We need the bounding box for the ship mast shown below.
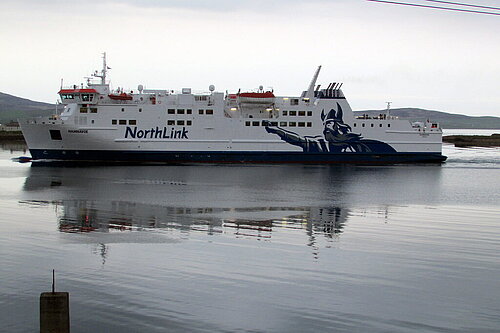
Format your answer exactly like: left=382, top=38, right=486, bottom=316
left=93, top=52, right=108, bottom=85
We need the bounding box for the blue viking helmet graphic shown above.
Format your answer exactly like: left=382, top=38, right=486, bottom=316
left=321, top=103, right=344, bottom=123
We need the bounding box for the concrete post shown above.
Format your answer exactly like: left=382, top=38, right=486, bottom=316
left=40, top=270, right=69, bottom=333
left=40, top=292, right=70, bottom=333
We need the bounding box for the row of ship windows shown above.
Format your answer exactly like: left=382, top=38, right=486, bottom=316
left=95, top=108, right=214, bottom=115
left=245, top=121, right=313, bottom=127
left=353, top=123, right=391, bottom=128
left=242, top=121, right=391, bottom=128
left=167, top=120, right=192, bottom=126
left=167, top=109, right=214, bottom=115
left=282, top=110, right=313, bottom=117
left=111, top=119, right=194, bottom=126
left=80, top=107, right=97, bottom=113
left=112, top=119, right=136, bottom=125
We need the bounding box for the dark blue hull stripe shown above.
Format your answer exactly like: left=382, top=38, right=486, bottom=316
left=29, top=149, right=447, bottom=164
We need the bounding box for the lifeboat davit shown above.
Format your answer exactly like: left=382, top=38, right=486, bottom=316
left=108, top=93, right=133, bottom=101
left=237, top=91, right=275, bottom=104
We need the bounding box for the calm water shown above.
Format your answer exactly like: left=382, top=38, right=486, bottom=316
left=1, top=131, right=499, bottom=333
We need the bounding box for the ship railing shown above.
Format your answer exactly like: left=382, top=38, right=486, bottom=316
left=355, top=114, right=398, bottom=120
left=22, top=116, right=63, bottom=125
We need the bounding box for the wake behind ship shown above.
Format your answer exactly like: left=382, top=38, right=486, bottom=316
left=20, top=54, right=447, bottom=164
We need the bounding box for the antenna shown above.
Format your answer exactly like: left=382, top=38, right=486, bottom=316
left=92, top=52, right=108, bottom=84
left=386, top=101, right=392, bottom=118
left=101, top=52, right=107, bottom=84
left=52, top=269, right=55, bottom=293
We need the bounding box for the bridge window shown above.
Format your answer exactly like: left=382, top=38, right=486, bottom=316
left=177, top=109, right=185, bottom=114
left=177, top=120, right=185, bottom=125
left=168, top=120, right=175, bottom=125
left=112, top=119, right=117, bottom=125
left=289, top=122, right=296, bottom=127
left=81, top=94, right=94, bottom=102
left=252, top=121, right=259, bottom=126
left=245, top=121, right=250, bottom=126
left=280, top=122, right=287, bottom=127
left=298, top=111, right=306, bottom=116
left=206, top=109, right=214, bottom=115
left=307, top=111, right=312, bottom=116
left=306, top=122, right=312, bottom=127
left=187, top=109, right=192, bottom=114
left=289, top=111, right=297, bottom=116
left=129, top=120, right=136, bottom=125
left=298, top=122, right=305, bottom=127
left=119, top=120, right=126, bottom=125
left=199, top=109, right=204, bottom=115
left=187, top=120, right=192, bottom=126
left=290, top=98, right=299, bottom=105
left=168, top=109, right=175, bottom=114
left=282, top=110, right=288, bottom=116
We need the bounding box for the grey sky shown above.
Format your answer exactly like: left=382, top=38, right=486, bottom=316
left=1, top=0, right=499, bottom=116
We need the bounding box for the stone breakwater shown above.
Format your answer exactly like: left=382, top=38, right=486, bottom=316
left=443, top=134, right=500, bottom=147
left=0, top=131, right=24, bottom=141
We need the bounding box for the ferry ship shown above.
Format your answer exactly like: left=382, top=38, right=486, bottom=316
left=20, top=54, right=446, bottom=164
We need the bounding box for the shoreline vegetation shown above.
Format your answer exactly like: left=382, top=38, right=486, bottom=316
left=1, top=131, right=500, bottom=147
left=442, top=134, right=500, bottom=148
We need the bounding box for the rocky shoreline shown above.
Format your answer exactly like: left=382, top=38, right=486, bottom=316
left=443, top=134, right=500, bottom=147
left=0, top=131, right=24, bottom=141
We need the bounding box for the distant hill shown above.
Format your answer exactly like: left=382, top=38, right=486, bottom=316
left=1, top=92, right=499, bottom=129
left=355, top=108, right=500, bottom=129
left=0, top=92, right=55, bottom=124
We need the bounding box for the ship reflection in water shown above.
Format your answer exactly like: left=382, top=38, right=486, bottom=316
left=20, top=162, right=441, bottom=261
left=19, top=198, right=348, bottom=243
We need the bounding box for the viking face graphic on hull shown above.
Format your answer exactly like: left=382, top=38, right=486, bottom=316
left=264, top=103, right=396, bottom=153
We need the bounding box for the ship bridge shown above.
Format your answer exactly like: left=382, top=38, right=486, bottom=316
left=59, top=88, right=99, bottom=104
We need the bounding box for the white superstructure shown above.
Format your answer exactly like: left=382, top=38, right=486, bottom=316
left=20, top=54, right=446, bottom=163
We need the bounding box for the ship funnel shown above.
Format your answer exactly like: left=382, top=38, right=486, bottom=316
left=305, top=65, right=321, bottom=99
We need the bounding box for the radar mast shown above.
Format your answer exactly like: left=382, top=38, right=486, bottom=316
left=93, top=52, right=108, bottom=85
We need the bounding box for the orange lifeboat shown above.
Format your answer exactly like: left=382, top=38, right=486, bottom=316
left=237, top=91, right=275, bottom=104
left=108, top=93, right=133, bottom=101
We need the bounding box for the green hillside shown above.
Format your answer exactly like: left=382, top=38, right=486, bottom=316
left=0, top=92, right=55, bottom=124
left=355, top=108, right=500, bottom=129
